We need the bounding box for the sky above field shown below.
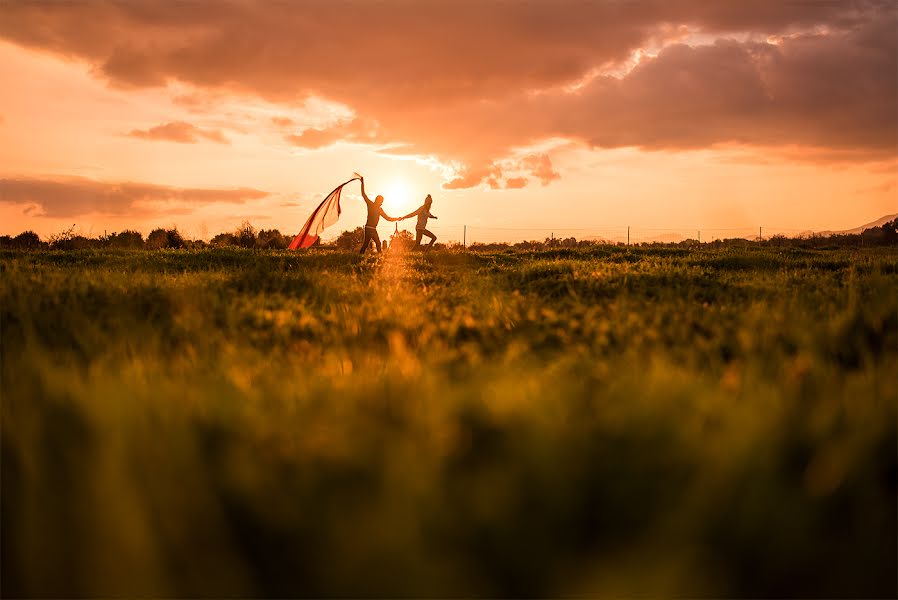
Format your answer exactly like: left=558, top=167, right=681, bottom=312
left=0, top=0, right=896, bottom=241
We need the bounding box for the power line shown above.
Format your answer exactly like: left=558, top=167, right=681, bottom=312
left=322, top=223, right=825, bottom=244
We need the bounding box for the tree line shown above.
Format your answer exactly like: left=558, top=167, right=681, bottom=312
left=2, top=218, right=896, bottom=251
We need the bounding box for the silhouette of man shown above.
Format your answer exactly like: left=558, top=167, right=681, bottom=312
left=358, top=176, right=400, bottom=254
left=401, top=194, right=438, bottom=248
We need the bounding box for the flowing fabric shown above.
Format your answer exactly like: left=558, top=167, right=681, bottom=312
left=288, top=176, right=359, bottom=249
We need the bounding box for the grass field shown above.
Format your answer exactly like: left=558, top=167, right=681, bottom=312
left=2, top=245, right=896, bottom=597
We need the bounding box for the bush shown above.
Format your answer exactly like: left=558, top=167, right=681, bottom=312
left=7, top=231, right=42, bottom=250
left=388, top=228, right=414, bottom=251
left=47, top=225, right=94, bottom=250
left=105, top=230, right=144, bottom=249
left=235, top=221, right=256, bottom=249
left=334, top=226, right=365, bottom=250
left=146, top=228, right=185, bottom=249
left=210, top=233, right=237, bottom=247
left=48, top=225, right=77, bottom=249
left=256, top=229, right=288, bottom=249
left=861, top=218, right=898, bottom=245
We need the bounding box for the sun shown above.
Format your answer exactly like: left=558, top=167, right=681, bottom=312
left=384, top=181, right=415, bottom=215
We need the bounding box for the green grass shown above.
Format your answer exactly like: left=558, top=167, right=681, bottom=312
left=2, top=245, right=896, bottom=597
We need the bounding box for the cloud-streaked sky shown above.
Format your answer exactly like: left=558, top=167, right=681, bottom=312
left=1, top=0, right=895, bottom=241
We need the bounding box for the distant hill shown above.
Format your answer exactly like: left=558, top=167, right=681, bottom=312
left=807, top=213, right=897, bottom=237
left=840, top=213, right=898, bottom=235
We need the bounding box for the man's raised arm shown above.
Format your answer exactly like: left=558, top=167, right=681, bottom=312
left=359, top=176, right=372, bottom=204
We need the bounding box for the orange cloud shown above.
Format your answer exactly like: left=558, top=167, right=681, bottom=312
left=285, top=118, right=385, bottom=149
left=0, top=175, right=268, bottom=217
left=271, top=116, right=294, bottom=128
left=521, top=155, right=561, bottom=186
left=1, top=0, right=894, bottom=189
left=445, top=165, right=501, bottom=190
left=445, top=154, right=560, bottom=190
left=127, top=121, right=228, bottom=144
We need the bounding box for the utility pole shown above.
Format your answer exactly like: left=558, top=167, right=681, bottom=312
left=759, top=226, right=762, bottom=242
left=463, top=225, right=466, bottom=249
left=627, top=226, right=630, bottom=246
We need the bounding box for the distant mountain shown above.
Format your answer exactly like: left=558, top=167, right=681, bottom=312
left=840, top=213, right=898, bottom=235
left=812, top=213, right=897, bottom=237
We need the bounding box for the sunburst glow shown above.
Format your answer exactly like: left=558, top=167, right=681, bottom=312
left=385, top=180, right=414, bottom=215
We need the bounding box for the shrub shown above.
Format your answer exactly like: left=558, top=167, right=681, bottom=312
left=105, top=230, right=144, bottom=249
left=334, top=226, right=365, bottom=250
left=9, top=231, right=42, bottom=250
left=388, top=228, right=414, bottom=251
left=146, top=228, right=185, bottom=249
left=235, top=221, right=256, bottom=248
left=48, top=225, right=77, bottom=249
left=256, top=229, right=288, bottom=249
left=210, top=233, right=237, bottom=247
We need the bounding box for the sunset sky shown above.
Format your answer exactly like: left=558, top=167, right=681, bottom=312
left=1, top=0, right=895, bottom=242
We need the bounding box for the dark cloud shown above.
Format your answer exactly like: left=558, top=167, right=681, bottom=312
left=425, top=19, right=896, bottom=186
left=554, top=20, right=898, bottom=154
left=1, top=0, right=894, bottom=188
left=0, top=176, right=268, bottom=217
left=127, top=121, right=229, bottom=143
left=4, top=1, right=880, bottom=100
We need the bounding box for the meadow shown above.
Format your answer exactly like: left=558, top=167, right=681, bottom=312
left=1, top=245, right=896, bottom=597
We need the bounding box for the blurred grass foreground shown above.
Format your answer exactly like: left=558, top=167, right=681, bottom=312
left=1, top=245, right=896, bottom=597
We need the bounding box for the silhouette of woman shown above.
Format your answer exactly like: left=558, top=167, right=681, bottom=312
left=401, top=194, right=438, bottom=248
left=358, top=176, right=400, bottom=254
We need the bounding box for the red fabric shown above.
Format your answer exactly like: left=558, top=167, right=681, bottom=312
left=288, top=177, right=359, bottom=249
